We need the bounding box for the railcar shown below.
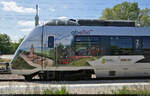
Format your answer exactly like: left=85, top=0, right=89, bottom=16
left=10, top=19, right=150, bottom=80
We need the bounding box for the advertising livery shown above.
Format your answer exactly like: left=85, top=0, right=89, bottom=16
left=10, top=19, right=150, bottom=80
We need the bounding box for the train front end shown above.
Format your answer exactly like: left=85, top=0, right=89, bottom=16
left=10, top=26, right=44, bottom=76
left=9, top=22, right=95, bottom=80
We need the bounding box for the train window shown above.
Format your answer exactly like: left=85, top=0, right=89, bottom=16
left=90, top=36, right=99, bottom=41
left=110, top=37, right=133, bottom=55
left=74, top=36, right=101, bottom=56
left=75, top=42, right=99, bottom=45
left=48, top=36, right=54, bottom=48
left=75, top=36, right=99, bottom=42
left=76, top=36, right=89, bottom=42
left=143, top=37, right=150, bottom=55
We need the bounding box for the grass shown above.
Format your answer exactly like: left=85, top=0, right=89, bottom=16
left=36, top=50, right=55, bottom=60
left=112, top=86, right=150, bottom=94
left=69, top=58, right=90, bottom=66
left=43, top=87, right=69, bottom=95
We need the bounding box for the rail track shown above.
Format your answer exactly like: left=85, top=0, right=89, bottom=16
left=0, top=71, right=150, bottom=83
left=0, top=76, right=150, bottom=83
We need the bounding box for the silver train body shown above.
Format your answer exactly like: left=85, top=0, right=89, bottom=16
left=10, top=19, right=150, bottom=80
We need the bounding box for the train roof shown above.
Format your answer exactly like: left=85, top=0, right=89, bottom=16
left=81, top=27, right=150, bottom=36
left=45, top=19, right=135, bottom=27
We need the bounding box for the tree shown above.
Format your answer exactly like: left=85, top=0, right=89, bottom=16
left=101, top=8, right=114, bottom=20
left=100, top=2, right=150, bottom=27
left=139, top=8, right=150, bottom=27
left=0, top=34, right=24, bottom=54
left=0, top=34, right=14, bottom=54
left=12, top=37, right=24, bottom=51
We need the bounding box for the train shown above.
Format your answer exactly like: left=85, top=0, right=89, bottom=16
left=9, top=19, right=150, bottom=80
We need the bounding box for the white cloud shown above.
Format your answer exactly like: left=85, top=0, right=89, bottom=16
left=18, top=21, right=34, bottom=26
left=0, top=1, right=36, bottom=13
left=12, top=35, right=20, bottom=42
left=20, top=28, right=33, bottom=32
left=57, top=16, right=68, bottom=19
left=49, top=8, right=55, bottom=12
left=18, top=20, right=50, bottom=27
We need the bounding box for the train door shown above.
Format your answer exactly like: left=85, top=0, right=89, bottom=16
left=41, top=25, right=44, bottom=71
left=42, top=35, right=55, bottom=69
left=39, top=26, right=57, bottom=80
left=41, top=26, right=55, bottom=70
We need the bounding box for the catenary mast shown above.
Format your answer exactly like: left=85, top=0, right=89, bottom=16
left=35, top=4, right=39, bottom=27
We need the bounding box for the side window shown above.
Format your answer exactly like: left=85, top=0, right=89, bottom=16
left=48, top=36, right=54, bottom=48
left=74, top=36, right=101, bottom=56
left=143, top=37, right=150, bottom=55
left=110, top=36, right=133, bottom=55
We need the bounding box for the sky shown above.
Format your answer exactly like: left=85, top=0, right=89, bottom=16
left=0, top=0, right=150, bottom=42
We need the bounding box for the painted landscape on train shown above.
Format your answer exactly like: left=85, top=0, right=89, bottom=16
left=11, top=27, right=102, bottom=69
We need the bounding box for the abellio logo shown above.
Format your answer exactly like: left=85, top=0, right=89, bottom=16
left=71, top=29, right=93, bottom=35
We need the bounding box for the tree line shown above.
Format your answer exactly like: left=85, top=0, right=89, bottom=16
left=100, top=2, right=150, bottom=27
left=0, top=33, right=23, bottom=54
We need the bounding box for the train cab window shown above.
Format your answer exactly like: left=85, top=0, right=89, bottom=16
left=48, top=36, right=54, bottom=48
left=143, top=37, right=150, bottom=55
left=110, top=37, right=133, bottom=55
left=74, top=36, right=101, bottom=56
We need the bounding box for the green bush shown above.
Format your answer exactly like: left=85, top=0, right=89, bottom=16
left=43, top=87, right=69, bottom=95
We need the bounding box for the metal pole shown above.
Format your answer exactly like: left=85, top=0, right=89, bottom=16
left=41, top=23, right=44, bottom=70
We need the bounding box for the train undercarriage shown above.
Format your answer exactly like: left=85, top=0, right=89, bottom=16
left=23, top=69, right=95, bottom=81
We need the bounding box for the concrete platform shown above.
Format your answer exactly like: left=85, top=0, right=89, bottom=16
left=0, top=80, right=150, bottom=94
